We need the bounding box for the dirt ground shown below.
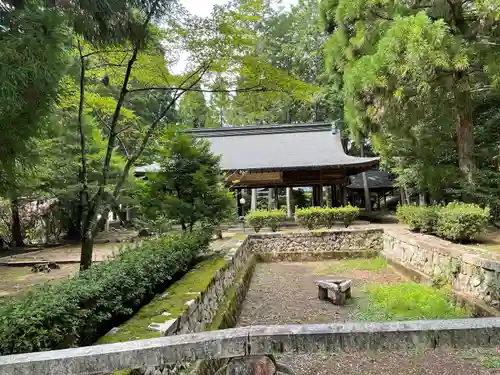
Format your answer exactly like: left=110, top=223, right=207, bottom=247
left=0, top=235, right=238, bottom=299
left=237, top=261, right=500, bottom=375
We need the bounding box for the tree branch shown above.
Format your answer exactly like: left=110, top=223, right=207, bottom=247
left=82, top=49, right=133, bottom=58
left=127, top=84, right=281, bottom=94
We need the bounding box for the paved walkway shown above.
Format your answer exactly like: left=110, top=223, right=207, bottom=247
left=237, top=261, right=498, bottom=375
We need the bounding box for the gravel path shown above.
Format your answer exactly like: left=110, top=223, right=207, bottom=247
left=237, top=261, right=497, bottom=375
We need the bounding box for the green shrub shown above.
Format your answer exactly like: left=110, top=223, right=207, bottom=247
left=0, top=230, right=211, bottom=355
left=295, top=207, right=325, bottom=229
left=266, top=209, right=286, bottom=232
left=396, top=204, right=438, bottom=233
left=436, top=202, right=490, bottom=242
left=295, top=206, right=360, bottom=229
left=246, top=210, right=267, bottom=232
left=245, top=209, right=286, bottom=232
left=337, top=205, right=360, bottom=227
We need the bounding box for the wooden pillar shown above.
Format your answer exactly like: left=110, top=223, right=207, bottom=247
left=383, top=190, right=387, bottom=208
left=236, top=189, right=243, bottom=216
left=275, top=187, right=280, bottom=209
left=268, top=188, right=274, bottom=210
left=376, top=191, right=381, bottom=211
left=339, top=184, right=346, bottom=206
left=330, top=185, right=336, bottom=207
left=251, top=189, right=257, bottom=211
left=319, top=184, right=324, bottom=207
left=286, top=187, right=293, bottom=218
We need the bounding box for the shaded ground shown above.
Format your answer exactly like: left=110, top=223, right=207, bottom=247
left=237, top=261, right=499, bottom=374
left=0, top=235, right=238, bottom=299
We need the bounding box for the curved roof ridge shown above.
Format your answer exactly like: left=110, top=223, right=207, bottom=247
left=185, top=123, right=335, bottom=138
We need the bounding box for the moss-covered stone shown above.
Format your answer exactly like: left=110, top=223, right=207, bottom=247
left=97, top=255, right=227, bottom=345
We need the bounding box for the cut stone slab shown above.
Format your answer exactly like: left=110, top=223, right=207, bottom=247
left=315, top=279, right=352, bottom=306
left=148, top=319, right=178, bottom=335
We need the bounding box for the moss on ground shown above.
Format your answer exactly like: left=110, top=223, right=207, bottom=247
left=208, top=255, right=256, bottom=330
left=97, top=255, right=227, bottom=344
left=314, top=256, right=387, bottom=275
left=354, top=282, right=469, bottom=321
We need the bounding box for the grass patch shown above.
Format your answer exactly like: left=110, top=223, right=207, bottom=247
left=314, top=256, right=387, bottom=275
left=354, top=282, right=469, bottom=321
left=462, top=348, right=500, bottom=368
left=97, top=255, right=227, bottom=344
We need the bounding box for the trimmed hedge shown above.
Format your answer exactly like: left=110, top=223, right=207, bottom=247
left=396, top=204, right=438, bottom=233
left=436, top=202, right=490, bottom=242
left=246, top=209, right=286, bottom=232
left=0, top=230, right=211, bottom=355
left=295, top=205, right=360, bottom=230
left=397, top=202, right=489, bottom=242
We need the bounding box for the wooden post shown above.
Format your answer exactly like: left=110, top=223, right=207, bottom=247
left=236, top=189, right=243, bottom=217
left=318, top=184, right=324, bottom=207
left=275, top=187, right=279, bottom=209
left=251, top=189, right=257, bottom=211
left=268, top=188, right=274, bottom=210
left=339, top=184, right=346, bottom=206
left=286, top=187, right=293, bottom=218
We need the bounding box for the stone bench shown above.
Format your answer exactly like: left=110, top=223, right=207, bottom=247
left=316, top=279, right=352, bottom=306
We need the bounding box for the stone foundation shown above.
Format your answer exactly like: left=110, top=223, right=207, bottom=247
left=135, top=238, right=255, bottom=375
left=383, top=229, right=500, bottom=312
left=247, top=229, right=383, bottom=261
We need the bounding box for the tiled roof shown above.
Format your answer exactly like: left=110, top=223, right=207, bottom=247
left=186, top=123, right=379, bottom=172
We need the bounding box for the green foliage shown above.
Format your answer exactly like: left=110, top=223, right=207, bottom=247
left=436, top=202, right=490, bottom=242
left=245, top=209, right=286, bottom=232
left=97, top=254, right=227, bottom=344
left=142, top=130, right=232, bottom=231
left=396, top=204, right=438, bottom=233
left=178, top=89, right=209, bottom=128
left=321, top=0, right=500, bottom=197
left=0, top=5, right=69, bottom=188
left=314, top=257, right=387, bottom=275
left=295, top=207, right=325, bottom=230
left=355, top=282, right=469, bottom=321
left=0, top=230, right=211, bottom=355
left=295, top=205, right=360, bottom=229
left=397, top=203, right=488, bottom=241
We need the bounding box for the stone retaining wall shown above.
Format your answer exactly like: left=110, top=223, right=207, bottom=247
left=139, top=238, right=255, bottom=375
left=383, top=229, right=500, bottom=311
left=247, top=229, right=383, bottom=261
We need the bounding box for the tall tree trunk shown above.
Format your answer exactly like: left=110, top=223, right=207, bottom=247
left=360, top=142, right=371, bottom=212
left=80, top=232, right=93, bottom=270
left=11, top=199, right=23, bottom=247
left=455, top=75, right=475, bottom=184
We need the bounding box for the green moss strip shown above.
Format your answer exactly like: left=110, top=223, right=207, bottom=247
left=209, top=255, right=256, bottom=330
left=189, top=255, right=256, bottom=375
left=97, top=255, right=227, bottom=344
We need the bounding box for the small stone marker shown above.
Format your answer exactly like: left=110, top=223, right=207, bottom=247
left=315, top=279, right=352, bottom=306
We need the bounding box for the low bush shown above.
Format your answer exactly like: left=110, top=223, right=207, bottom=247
left=397, top=202, right=489, bottom=242
left=245, top=209, right=286, bottom=232
left=295, top=207, right=325, bottom=229
left=0, top=230, right=211, bottom=355
left=295, top=205, right=360, bottom=229
left=396, top=204, right=438, bottom=233
left=266, top=209, right=286, bottom=232
left=436, top=202, right=490, bottom=242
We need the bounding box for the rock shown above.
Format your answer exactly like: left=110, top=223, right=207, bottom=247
left=138, top=228, right=151, bottom=237
left=47, top=261, right=60, bottom=270
left=107, top=327, right=120, bottom=335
